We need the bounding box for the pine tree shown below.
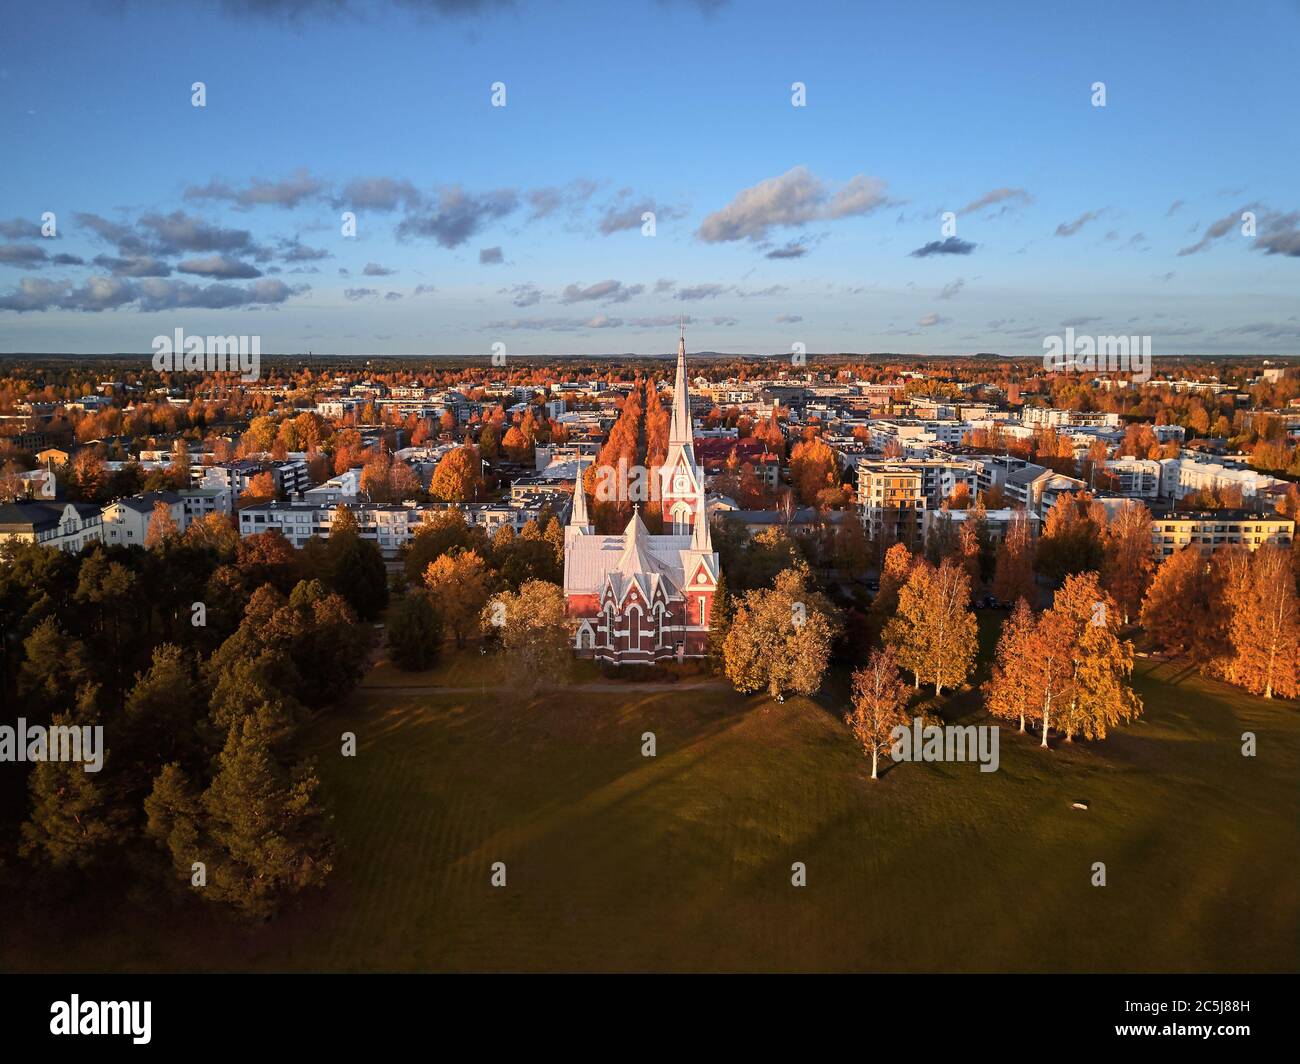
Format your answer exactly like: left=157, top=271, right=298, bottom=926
left=387, top=589, right=443, bottom=671
left=21, top=686, right=126, bottom=870
left=160, top=716, right=335, bottom=919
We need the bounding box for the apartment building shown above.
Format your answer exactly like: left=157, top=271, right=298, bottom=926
left=1159, top=457, right=1283, bottom=503
left=0, top=500, right=103, bottom=552
left=1149, top=510, right=1294, bottom=558
left=1102, top=457, right=1163, bottom=499
left=101, top=491, right=187, bottom=546
left=857, top=464, right=928, bottom=544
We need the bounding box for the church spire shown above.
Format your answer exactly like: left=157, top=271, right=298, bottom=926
left=669, top=324, right=692, bottom=447
left=569, top=459, right=592, bottom=532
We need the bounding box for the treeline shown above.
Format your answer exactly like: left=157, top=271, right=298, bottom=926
left=0, top=510, right=389, bottom=918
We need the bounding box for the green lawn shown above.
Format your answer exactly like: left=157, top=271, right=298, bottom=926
left=3, top=640, right=1296, bottom=972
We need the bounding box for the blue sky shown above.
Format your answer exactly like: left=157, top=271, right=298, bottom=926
left=1, top=0, right=1297, bottom=356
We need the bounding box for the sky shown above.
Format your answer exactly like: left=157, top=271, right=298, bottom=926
left=0, top=0, right=1298, bottom=357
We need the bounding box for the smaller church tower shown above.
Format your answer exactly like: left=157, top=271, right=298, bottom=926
left=566, top=458, right=593, bottom=548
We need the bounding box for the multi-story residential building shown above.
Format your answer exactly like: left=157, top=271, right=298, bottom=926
left=200, top=459, right=311, bottom=502
left=1102, top=457, right=1163, bottom=499
left=237, top=494, right=570, bottom=559
left=942, top=507, right=1040, bottom=545
left=302, top=469, right=363, bottom=506
left=857, top=464, right=928, bottom=544
left=0, top=500, right=103, bottom=552
left=1159, top=457, right=1283, bottom=504
left=1149, top=510, right=1294, bottom=559
left=101, top=491, right=187, bottom=546
left=1022, top=407, right=1122, bottom=429
left=1002, top=464, right=1087, bottom=513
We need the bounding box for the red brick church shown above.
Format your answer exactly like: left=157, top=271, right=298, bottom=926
left=564, top=329, right=720, bottom=664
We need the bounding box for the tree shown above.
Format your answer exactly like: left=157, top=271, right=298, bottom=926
left=707, top=571, right=732, bottom=675
left=185, top=512, right=240, bottom=559
left=145, top=500, right=181, bottom=549
left=428, top=444, right=484, bottom=502
left=19, top=616, right=93, bottom=719
left=846, top=646, right=911, bottom=780
left=424, top=550, right=492, bottom=647
left=788, top=437, right=837, bottom=505
left=722, top=566, right=840, bottom=699
left=145, top=715, right=334, bottom=919
left=1100, top=501, right=1154, bottom=624
left=482, top=580, right=571, bottom=692
left=240, top=470, right=276, bottom=502
left=387, top=590, right=443, bottom=671
left=984, top=599, right=1037, bottom=733
left=1045, top=573, right=1143, bottom=744
left=123, top=643, right=201, bottom=778
left=1225, top=544, right=1299, bottom=699
left=992, top=510, right=1036, bottom=605
left=1036, top=492, right=1105, bottom=582
left=20, top=687, right=126, bottom=870
left=325, top=505, right=389, bottom=621
left=884, top=558, right=977, bottom=695
left=868, top=541, right=912, bottom=638
left=1139, top=547, right=1215, bottom=659
left=403, top=509, right=488, bottom=584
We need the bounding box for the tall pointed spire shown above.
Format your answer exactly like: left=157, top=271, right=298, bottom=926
left=568, top=459, right=591, bottom=532
left=669, top=324, right=692, bottom=446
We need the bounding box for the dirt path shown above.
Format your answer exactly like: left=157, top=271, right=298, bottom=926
left=361, top=680, right=733, bottom=694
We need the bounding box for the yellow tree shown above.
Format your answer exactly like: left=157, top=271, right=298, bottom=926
left=428, top=444, right=484, bottom=502
left=1139, top=546, right=1213, bottom=659
left=846, top=646, right=911, bottom=780
left=723, top=567, right=840, bottom=699
left=482, top=580, right=572, bottom=693
left=1227, top=544, right=1299, bottom=699
left=1100, top=500, right=1154, bottom=623
left=984, top=598, right=1038, bottom=733
left=1049, top=572, right=1142, bottom=742
left=424, top=550, right=492, bottom=647
left=922, top=558, right=978, bottom=696
left=145, top=500, right=180, bottom=548
left=882, top=558, right=935, bottom=689
left=991, top=509, right=1036, bottom=605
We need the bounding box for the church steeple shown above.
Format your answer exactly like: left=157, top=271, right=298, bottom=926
left=669, top=323, right=693, bottom=447
left=566, top=459, right=593, bottom=544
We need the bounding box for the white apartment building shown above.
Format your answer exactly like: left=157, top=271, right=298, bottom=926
left=1159, top=457, right=1283, bottom=502
left=1103, top=457, right=1163, bottom=499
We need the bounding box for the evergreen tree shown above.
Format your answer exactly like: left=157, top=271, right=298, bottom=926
left=387, top=590, right=444, bottom=671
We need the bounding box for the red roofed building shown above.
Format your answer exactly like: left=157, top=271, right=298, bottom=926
left=563, top=329, right=720, bottom=664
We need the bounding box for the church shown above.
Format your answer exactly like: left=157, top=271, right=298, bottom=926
left=563, top=330, right=720, bottom=664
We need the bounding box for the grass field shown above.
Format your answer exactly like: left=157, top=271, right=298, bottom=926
left=4, top=630, right=1297, bottom=972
